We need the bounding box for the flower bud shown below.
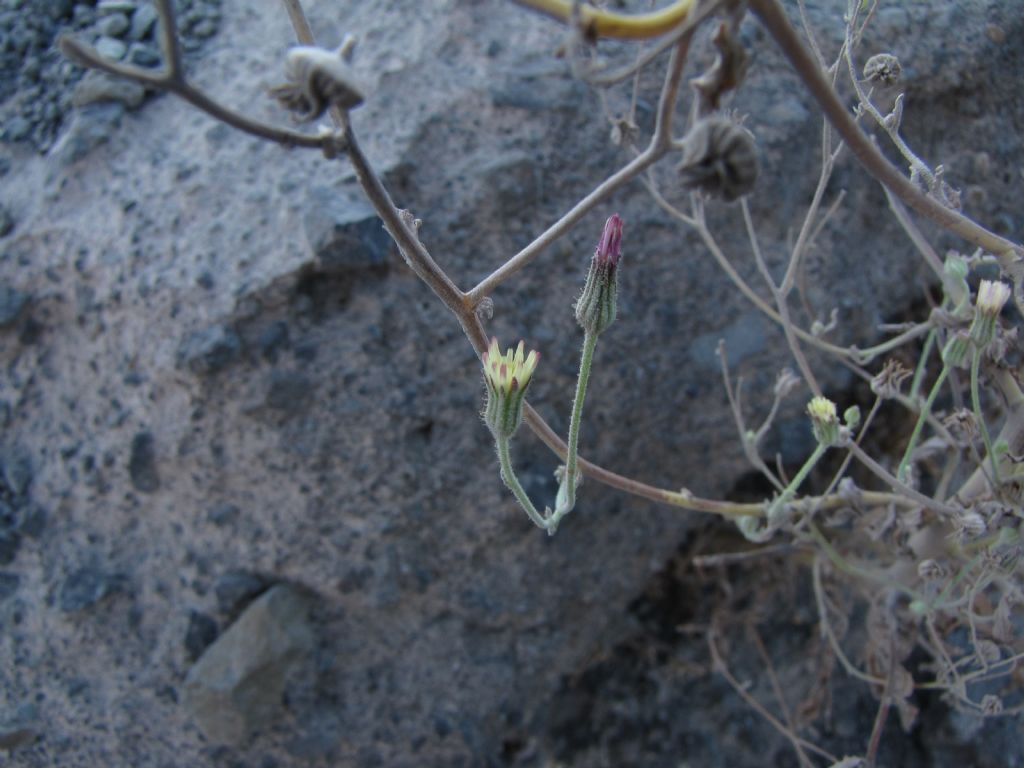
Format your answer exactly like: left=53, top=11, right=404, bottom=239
left=482, top=338, right=539, bottom=439
left=969, top=279, right=1011, bottom=349
left=941, top=331, right=971, bottom=369
left=575, top=214, right=623, bottom=336
left=807, top=396, right=840, bottom=447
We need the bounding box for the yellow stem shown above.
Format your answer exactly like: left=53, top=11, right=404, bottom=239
left=511, top=0, right=694, bottom=39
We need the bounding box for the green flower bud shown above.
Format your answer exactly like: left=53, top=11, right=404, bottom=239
left=482, top=337, right=539, bottom=439
left=807, top=396, right=840, bottom=447
left=969, top=279, right=1011, bottom=349
left=575, top=214, right=623, bottom=337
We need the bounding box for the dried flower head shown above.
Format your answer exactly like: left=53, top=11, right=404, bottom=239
left=863, top=53, right=902, bottom=86
left=871, top=359, right=913, bottom=400
left=271, top=45, right=364, bottom=122
left=575, top=214, right=623, bottom=336
left=677, top=117, right=759, bottom=202
left=482, top=338, right=539, bottom=438
left=917, top=559, right=944, bottom=581
left=969, top=279, right=1011, bottom=348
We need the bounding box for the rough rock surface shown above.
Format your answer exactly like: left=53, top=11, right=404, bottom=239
left=0, top=0, right=1021, bottom=766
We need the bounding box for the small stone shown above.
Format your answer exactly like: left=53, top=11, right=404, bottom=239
left=126, top=42, right=160, bottom=68
left=128, top=430, right=160, bottom=493
left=72, top=71, right=146, bottom=109
left=0, top=572, right=19, bottom=601
left=183, top=585, right=315, bottom=744
left=4, top=116, right=30, bottom=142
left=58, top=567, right=124, bottom=612
left=98, top=0, right=138, bottom=13
left=17, top=504, right=46, bottom=539
left=96, top=11, right=129, bottom=37
left=0, top=283, right=28, bottom=327
left=191, top=18, right=217, bottom=38
left=129, top=3, right=158, bottom=40
left=95, top=36, right=127, bottom=61
left=184, top=610, right=218, bottom=661
left=177, top=324, right=241, bottom=375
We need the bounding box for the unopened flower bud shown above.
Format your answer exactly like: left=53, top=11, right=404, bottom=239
left=575, top=214, right=623, bottom=336
left=863, top=53, right=901, bottom=86
left=969, top=279, right=1011, bottom=348
left=807, top=396, right=840, bottom=447
left=482, top=338, right=539, bottom=439
left=941, top=331, right=971, bottom=368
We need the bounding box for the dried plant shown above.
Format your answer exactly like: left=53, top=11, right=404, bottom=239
left=60, top=0, right=1024, bottom=761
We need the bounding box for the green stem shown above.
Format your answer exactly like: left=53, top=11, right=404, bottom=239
left=970, top=347, right=1001, bottom=487
left=550, top=331, right=599, bottom=531
left=766, top=443, right=828, bottom=522
left=897, top=364, right=949, bottom=484
left=496, top=435, right=549, bottom=531
left=909, top=329, right=937, bottom=403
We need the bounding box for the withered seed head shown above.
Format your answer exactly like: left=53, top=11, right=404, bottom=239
left=271, top=45, right=365, bottom=122
left=863, top=53, right=902, bottom=86
left=677, top=117, right=759, bottom=202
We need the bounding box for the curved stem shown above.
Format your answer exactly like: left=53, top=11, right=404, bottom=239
left=496, top=436, right=549, bottom=530
left=511, top=0, right=694, bottom=40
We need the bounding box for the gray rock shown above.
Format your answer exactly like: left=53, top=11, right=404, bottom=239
left=58, top=567, right=125, bottom=613
left=125, top=41, right=160, bottom=68
left=177, top=324, right=241, bottom=375
left=1, top=447, right=33, bottom=497
left=128, top=430, right=160, bottom=493
left=129, top=3, right=158, bottom=41
left=302, top=186, right=392, bottom=272
left=94, top=36, right=127, bottom=61
left=96, top=11, right=129, bottom=38
left=72, top=70, right=146, bottom=109
left=0, top=283, right=29, bottom=328
left=97, top=0, right=138, bottom=13
left=183, top=585, right=315, bottom=744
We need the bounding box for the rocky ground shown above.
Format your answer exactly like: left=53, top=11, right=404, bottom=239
left=0, top=0, right=1022, bottom=766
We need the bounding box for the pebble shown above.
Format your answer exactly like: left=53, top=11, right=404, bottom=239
left=126, top=42, right=160, bottom=68
left=214, top=570, right=270, bottom=616
left=0, top=530, right=20, bottom=566
left=129, top=3, right=158, bottom=41
left=94, top=36, right=127, bottom=61
left=97, top=0, right=138, bottom=13
left=72, top=71, right=146, bottom=109
left=96, top=11, right=129, bottom=38
left=183, top=585, right=315, bottom=744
